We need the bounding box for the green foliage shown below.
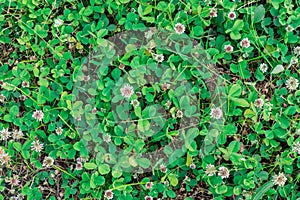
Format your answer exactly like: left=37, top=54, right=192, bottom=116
left=0, top=0, right=300, bottom=199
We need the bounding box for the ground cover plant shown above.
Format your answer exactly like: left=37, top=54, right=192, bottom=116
left=0, top=0, right=300, bottom=199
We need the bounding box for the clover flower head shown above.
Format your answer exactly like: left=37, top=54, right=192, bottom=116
left=190, top=163, right=196, bottom=169
left=176, top=110, right=184, bottom=118
left=254, top=98, right=264, bottom=108
left=103, top=134, right=112, bottom=143
left=104, top=190, right=114, bottom=199
left=218, top=166, right=230, bottom=179
left=286, top=77, right=299, bottom=91
left=55, top=127, right=63, bottom=135
left=120, top=84, right=134, bottom=98
left=145, top=182, right=153, bottom=189
left=210, top=107, right=223, bottom=119
left=174, top=23, right=185, bottom=34
left=205, top=164, right=217, bottom=176
left=0, top=94, right=6, bottom=103
left=292, top=142, right=300, bottom=154
left=12, top=129, right=23, bottom=140
left=224, top=44, right=234, bottom=53
left=228, top=11, right=236, bottom=20
left=240, top=38, right=251, bottom=48
left=286, top=25, right=294, bottom=32
left=9, top=175, right=20, bottom=187
left=293, top=46, right=300, bottom=56
left=145, top=196, right=153, bottom=200
left=75, top=162, right=83, bottom=170
left=0, top=128, right=11, bottom=141
left=210, top=8, right=218, bottom=17
left=22, top=81, right=29, bottom=88
left=160, top=164, right=167, bottom=173
left=130, top=99, right=140, bottom=107
left=259, top=63, right=268, bottom=73
left=32, top=110, right=44, bottom=122
left=43, top=156, right=54, bottom=168
left=154, top=54, right=164, bottom=62
left=31, top=139, right=44, bottom=152
left=273, top=172, right=287, bottom=187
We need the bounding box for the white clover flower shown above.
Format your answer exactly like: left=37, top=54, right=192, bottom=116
left=228, top=11, right=236, bottom=20
left=0, top=147, right=6, bottom=159
left=292, top=142, right=300, bottom=154
left=161, top=83, right=170, bottom=91
left=286, top=25, right=294, bottom=32
left=83, top=75, right=90, bottom=82
left=0, top=94, right=6, bottom=103
left=294, top=46, right=300, bottom=56
left=31, top=140, right=44, bottom=152
left=20, top=95, right=27, bottom=101
left=55, top=127, right=63, bottom=135
left=205, top=164, right=217, bottom=176
left=259, top=63, right=268, bottom=73
left=218, top=166, right=230, bottom=179
left=154, top=54, right=164, bottom=62
left=10, top=195, right=19, bottom=200
left=9, top=175, right=20, bottom=187
left=21, top=81, right=29, bottom=88
left=286, top=77, right=299, bottom=91
left=54, top=18, right=64, bottom=27
left=43, top=156, right=54, bottom=168
left=92, top=107, right=97, bottom=114
left=104, top=190, right=114, bottom=199
left=174, top=23, right=185, bottom=34
left=75, top=162, right=83, bottom=170
left=224, top=44, right=234, bottom=53
left=0, top=153, right=10, bottom=165
left=119, top=64, right=125, bottom=70
left=290, top=56, right=298, bottom=65
left=130, top=99, right=140, bottom=107
left=210, top=8, right=218, bottom=17
left=254, top=98, right=264, bottom=108
left=12, top=129, right=23, bottom=140
left=240, top=38, right=251, bottom=48
left=103, top=134, right=111, bottom=143
left=190, top=163, right=196, bottom=169
left=176, top=110, right=184, bottom=118
left=75, top=115, right=82, bottom=121
left=160, top=164, right=167, bottom=173
left=32, top=110, right=44, bottom=122
left=0, top=128, right=11, bottom=141
left=273, top=172, right=287, bottom=187
left=145, top=182, right=153, bottom=189
left=120, top=84, right=134, bottom=98
left=145, top=196, right=153, bottom=200
left=210, top=107, right=223, bottom=119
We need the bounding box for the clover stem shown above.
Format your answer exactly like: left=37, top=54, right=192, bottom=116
left=52, top=164, right=77, bottom=179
